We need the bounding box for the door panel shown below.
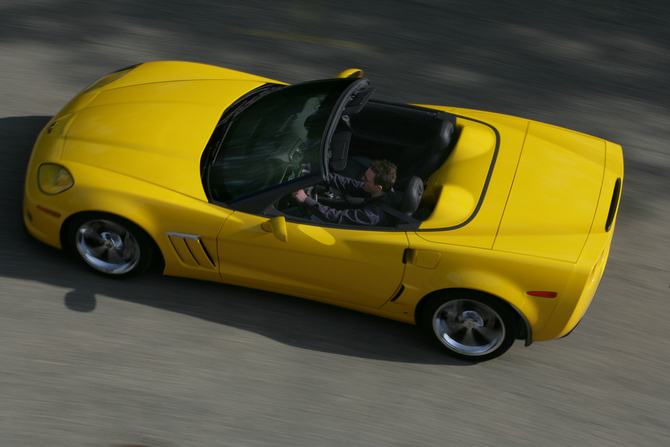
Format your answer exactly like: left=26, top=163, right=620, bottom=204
left=217, top=213, right=408, bottom=309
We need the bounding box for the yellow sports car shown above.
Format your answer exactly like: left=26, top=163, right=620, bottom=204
left=23, top=61, right=623, bottom=361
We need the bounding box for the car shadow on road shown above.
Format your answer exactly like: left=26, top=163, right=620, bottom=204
left=0, top=116, right=470, bottom=366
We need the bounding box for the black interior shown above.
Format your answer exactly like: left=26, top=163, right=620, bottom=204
left=334, top=100, right=457, bottom=190
left=282, top=100, right=459, bottom=228
left=256, top=99, right=459, bottom=228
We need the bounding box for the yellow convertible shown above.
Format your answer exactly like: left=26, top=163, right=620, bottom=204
left=23, top=62, right=623, bottom=361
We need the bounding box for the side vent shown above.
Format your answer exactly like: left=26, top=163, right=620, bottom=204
left=605, top=178, right=622, bottom=232
left=167, top=232, right=216, bottom=269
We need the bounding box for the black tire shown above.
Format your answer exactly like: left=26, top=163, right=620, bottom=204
left=418, top=291, right=518, bottom=362
left=67, top=213, right=154, bottom=279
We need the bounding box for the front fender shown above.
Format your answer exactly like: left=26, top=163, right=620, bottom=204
left=26, top=161, right=233, bottom=281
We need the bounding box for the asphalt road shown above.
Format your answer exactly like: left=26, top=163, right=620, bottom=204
left=1, top=1, right=669, bottom=446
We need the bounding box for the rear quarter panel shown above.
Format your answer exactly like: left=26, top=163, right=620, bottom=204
left=380, top=109, right=624, bottom=343
left=381, top=234, right=573, bottom=333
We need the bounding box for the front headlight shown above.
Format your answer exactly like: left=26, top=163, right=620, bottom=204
left=38, top=163, right=74, bottom=195
left=84, top=64, right=140, bottom=93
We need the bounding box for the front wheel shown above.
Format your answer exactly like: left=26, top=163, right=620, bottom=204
left=67, top=213, right=154, bottom=278
left=419, top=291, right=518, bottom=362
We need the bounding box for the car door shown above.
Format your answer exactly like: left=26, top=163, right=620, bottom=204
left=216, top=212, right=409, bottom=309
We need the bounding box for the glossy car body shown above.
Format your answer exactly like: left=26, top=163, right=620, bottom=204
left=23, top=61, right=624, bottom=360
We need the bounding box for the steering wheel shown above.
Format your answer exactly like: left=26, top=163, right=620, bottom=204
left=303, top=186, right=317, bottom=202
left=291, top=185, right=319, bottom=218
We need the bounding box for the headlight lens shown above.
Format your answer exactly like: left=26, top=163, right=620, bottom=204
left=84, top=64, right=140, bottom=93
left=38, top=163, right=74, bottom=195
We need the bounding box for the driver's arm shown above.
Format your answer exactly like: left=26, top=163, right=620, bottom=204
left=293, top=190, right=382, bottom=226
left=325, top=173, right=366, bottom=197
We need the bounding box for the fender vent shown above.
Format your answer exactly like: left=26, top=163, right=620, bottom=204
left=167, top=232, right=216, bottom=269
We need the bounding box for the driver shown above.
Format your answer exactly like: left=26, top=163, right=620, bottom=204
left=292, top=159, right=398, bottom=226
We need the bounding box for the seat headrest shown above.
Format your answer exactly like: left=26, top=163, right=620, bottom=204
left=398, top=176, right=423, bottom=214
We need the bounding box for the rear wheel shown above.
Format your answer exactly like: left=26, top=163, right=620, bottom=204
left=419, top=291, right=517, bottom=361
left=67, top=213, right=154, bottom=278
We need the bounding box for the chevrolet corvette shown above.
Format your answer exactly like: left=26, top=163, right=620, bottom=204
left=23, top=61, right=623, bottom=361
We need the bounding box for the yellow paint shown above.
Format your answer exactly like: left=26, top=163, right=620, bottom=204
left=261, top=216, right=288, bottom=242
left=217, top=212, right=408, bottom=309
left=415, top=250, right=442, bottom=269
left=23, top=61, right=624, bottom=351
left=494, top=122, right=605, bottom=262
left=335, top=69, right=364, bottom=79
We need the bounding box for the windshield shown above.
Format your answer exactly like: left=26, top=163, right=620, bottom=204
left=206, top=78, right=356, bottom=203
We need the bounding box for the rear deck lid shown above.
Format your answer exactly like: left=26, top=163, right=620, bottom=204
left=493, top=122, right=605, bottom=262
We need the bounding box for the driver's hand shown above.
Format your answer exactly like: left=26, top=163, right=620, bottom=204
left=292, top=189, right=308, bottom=203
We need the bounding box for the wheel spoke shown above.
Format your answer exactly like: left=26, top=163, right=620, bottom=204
left=447, top=325, right=468, bottom=344
left=480, top=319, right=500, bottom=337
left=459, top=328, right=478, bottom=347
left=105, top=246, right=122, bottom=264
left=472, top=326, right=496, bottom=346
left=122, top=233, right=136, bottom=260
left=84, top=231, right=106, bottom=245
left=88, top=244, right=108, bottom=258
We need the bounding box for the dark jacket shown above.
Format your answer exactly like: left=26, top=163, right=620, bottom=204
left=303, top=173, right=397, bottom=226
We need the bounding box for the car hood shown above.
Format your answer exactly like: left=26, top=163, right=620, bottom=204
left=60, top=79, right=268, bottom=201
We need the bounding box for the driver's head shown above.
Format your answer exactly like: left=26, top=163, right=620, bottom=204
left=368, top=159, right=397, bottom=193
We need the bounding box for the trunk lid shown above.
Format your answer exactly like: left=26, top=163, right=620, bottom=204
left=493, top=122, right=605, bottom=262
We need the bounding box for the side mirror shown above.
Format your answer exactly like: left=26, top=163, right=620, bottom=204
left=261, top=216, right=288, bottom=242
left=335, top=69, right=363, bottom=79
